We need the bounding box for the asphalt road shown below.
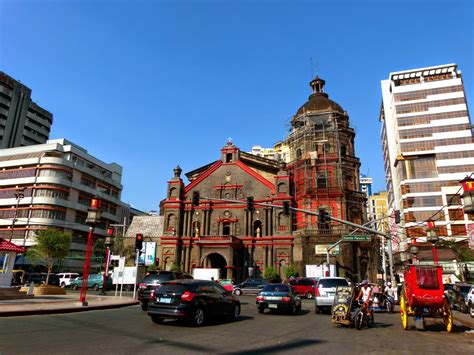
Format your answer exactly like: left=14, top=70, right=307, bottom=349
left=0, top=296, right=472, bottom=354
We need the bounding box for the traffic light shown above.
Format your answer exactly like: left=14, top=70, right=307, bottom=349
left=192, top=191, right=200, bottom=207
left=135, top=233, right=143, bottom=251
left=247, top=197, right=255, bottom=212
left=283, top=201, right=291, bottom=216
left=394, top=210, right=401, bottom=224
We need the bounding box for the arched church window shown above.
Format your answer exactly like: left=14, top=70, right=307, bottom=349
left=223, top=222, right=231, bottom=236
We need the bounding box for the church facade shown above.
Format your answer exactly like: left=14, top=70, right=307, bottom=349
left=156, top=76, right=377, bottom=282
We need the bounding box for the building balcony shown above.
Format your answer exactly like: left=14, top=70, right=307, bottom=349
left=293, top=225, right=350, bottom=238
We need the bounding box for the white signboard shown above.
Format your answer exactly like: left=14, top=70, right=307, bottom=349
left=306, top=264, right=336, bottom=278
left=112, top=266, right=136, bottom=285
left=144, top=242, right=156, bottom=266
left=315, top=244, right=340, bottom=255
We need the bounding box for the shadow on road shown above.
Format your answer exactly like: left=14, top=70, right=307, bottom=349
left=228, top=338, right=325, bottom=354
left=157, top=315, right=255, bottom=328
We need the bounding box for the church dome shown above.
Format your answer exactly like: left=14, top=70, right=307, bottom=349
left=293, top=76, right=344, bottom=118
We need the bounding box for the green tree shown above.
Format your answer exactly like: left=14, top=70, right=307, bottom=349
left=285, top=264, right=299, bottom=279
left=170, top=263, right=182, bottom=272
left=264, top=266, right=279, bottom=280
left=26, top=229, right=72, bottom=285
left=439, top=238, right=473, bottom=281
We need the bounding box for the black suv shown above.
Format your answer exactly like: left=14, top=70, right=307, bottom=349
left=147, top=279, right=240, bottom=326
left=233, top=278, right=270, bottom=295
left=138, top=271, right=192, bottom=311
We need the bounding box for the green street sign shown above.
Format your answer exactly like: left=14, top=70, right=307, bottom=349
left=343, top=235, right=371, bottom=242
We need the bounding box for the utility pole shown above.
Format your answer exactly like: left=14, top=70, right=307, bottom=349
left=381, top=213, right=387, bottom=282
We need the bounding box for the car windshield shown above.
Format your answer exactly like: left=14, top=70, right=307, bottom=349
left=262, top=284, right=290, bottom=293
left=459, top=286, right=471, bottom=294
left=142, top=273, right=174, bottom=284
left=318, top=279, right=348, bottom=288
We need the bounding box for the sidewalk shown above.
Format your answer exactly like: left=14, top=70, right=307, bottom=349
left=452, top=309, right=474, bottom=330
left=0, top=292, right=139, bottom=317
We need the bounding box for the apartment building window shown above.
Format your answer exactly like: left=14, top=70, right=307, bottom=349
left=451, top=224, right=466, bottom=236
left=403, top=196, right=442, bottom=208
left=396, top=98, right=465, bottom=115
left=34, top=187, right=69, bottom=200
left=438, top=165, right=474, bottom=174
left=447, top=194, right=462, bottom=205
left=38, top=167, right=72, bottom=180
left=394, top=85, right=464, bottom=102
left=402, top=156, right=437, bottom=180
left=397, top=110, right=468, bottom=127
left=0, top=167, right=36, bottom=180
left=30, top=208, right=66, bottom=220
left=80, top=175, right=95, bottom=188
left=448, top=208, right=464, bottom=221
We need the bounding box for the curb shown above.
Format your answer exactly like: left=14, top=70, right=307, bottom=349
left=0, top=300, right=139, bottom=317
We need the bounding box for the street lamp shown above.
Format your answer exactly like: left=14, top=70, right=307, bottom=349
left=426, top=219, right=439, bottom=265
left=409, top=238, right=419, bottom=264
left=9, top=187, right=26, bottom=242
left=460, top=176, right=474, bottom=214
left=80, top=196, right=102, bottom=306
left=99, top=227, right=114, bottom=295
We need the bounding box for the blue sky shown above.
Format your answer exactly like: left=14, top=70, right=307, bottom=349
left=1, top=0, right=473, bottom=211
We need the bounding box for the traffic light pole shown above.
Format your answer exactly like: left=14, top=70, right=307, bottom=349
left=79, top=226, right=94, bottom=305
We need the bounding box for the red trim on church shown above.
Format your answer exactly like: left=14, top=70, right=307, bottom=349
left=184, top=160, right=223, bottom=194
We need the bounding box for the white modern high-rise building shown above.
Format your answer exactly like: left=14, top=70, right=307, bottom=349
left=380, top=64, right=474, bottom=255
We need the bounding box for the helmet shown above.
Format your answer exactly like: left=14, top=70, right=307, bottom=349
left=361, top=280, right=368, bottom=286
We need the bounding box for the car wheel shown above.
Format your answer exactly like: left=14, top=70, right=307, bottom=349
left=92, top=284, right=99, bottom=291
left=72, top=285, right=78, bottom=291
left=290, top=304, right=297, bottom=315
left=141, top=302, right=148, bottom=311
left=230, top=304, right=240, bottom=321
left=315, top=305, right=321, bottom=314
left=305, top=292, right=313, bottom=299
left=258, top=307, right=265, bottom=314
left=192, top=307, right=205, bottom=327
left=461, top=303, right=468, bottom=314
left=60, top=282, right=66, bottom=288
left=151, top=316, right=163, bottom=324
left=234, top=289, right=242, bottom=296
left=470, top=305, right=474, bottom=318
left=296, top=304, right=302, bottom=313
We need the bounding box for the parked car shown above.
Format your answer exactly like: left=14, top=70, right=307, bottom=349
left=57, top=272, right=80, bottom=288
left=233, top=278, right=269, bottom=295
left=70, top=274, right=112, bottom=291
left=147, top=279, right=240, bottom=326
left=219, top=279, right=234, bottom=292
left=447, top=283, right=472, bottom=313
left=314, top=277, right=349, bottom=314
left=138, top=270, right=193, bottom=311
left=467, top=285, right=474, bottom=318
left=256, top=283, right=302, bottom=314
left=24, top=272, right=60, bottom=287
left=288, top=277, right=318, bottom=299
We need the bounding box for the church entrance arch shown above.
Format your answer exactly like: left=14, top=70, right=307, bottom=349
left=203, top=253, right=228, bottom=279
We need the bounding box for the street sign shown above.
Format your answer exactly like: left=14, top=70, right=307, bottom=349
left=342, top=235, right=371, bottom=242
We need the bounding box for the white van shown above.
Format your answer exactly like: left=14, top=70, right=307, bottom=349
left=57, top=273, right=80, bottom=288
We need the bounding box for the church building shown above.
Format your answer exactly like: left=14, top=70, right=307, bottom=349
left=157, top=75, right=377, bottom=282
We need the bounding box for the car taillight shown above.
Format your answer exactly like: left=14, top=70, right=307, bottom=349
left=315, top=287, right=320, bottom=297
left=150, top=290, right=155, bottom=299
left=256, top=295, right=264, bottom=301
left=282, top=297, right=291, bottom=302
left=181, top=291, right=197, bottom=302
left=139, top=283, right=146, bottom=289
